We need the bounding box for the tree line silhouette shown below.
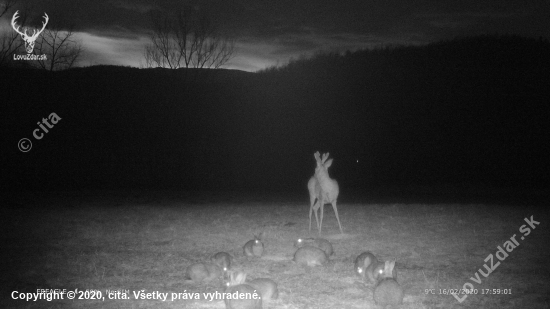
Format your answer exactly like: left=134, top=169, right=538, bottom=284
left=2, top=35, right=549, bottom=198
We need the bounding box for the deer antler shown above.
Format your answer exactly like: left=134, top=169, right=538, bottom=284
left=314, top=151, right=321, bottom=163
left=11, top=11, right=49, bottom=39
left=29, top=12, right=49, bottom=39
left=11, top=10, right=26, bottom=36
left=321, top=153, right=329, bottom=164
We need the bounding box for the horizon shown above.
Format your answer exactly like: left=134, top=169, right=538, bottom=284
left=1, top=0, right=549, bottom=72
left=3, top=3, right=549, bottom=307
left=3, top=35, right=549, bottom=193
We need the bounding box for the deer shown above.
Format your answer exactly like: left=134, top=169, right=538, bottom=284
left=307, top=151, right=343, bottom=235
left=11, top=10, right=49, bottom=54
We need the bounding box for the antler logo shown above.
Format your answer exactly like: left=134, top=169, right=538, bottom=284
left=11, top=10, right=49, bottom=54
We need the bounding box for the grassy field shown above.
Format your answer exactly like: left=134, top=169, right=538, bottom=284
left=2, top=190, right=549, bottom=308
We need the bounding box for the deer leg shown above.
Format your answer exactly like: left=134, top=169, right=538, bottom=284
left=319, top=198, right=324, bottom=235
left=331, top=201, right=344, bottom=234
left=309, top=206, right=312, bottom=232
left=309, top=197, right=315, bottom=232
left=313, top=202, right=320, bottom=232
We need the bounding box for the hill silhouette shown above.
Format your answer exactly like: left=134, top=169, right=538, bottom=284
left=2, top=35, right=549, bottom=199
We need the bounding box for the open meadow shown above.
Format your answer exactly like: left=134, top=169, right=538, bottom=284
left=2, top=190, right=549, bottom=308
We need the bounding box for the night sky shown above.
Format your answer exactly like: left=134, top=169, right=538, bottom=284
left=1, top=0, right=549, bottom=71
left=2, top=0, right=550, bottom=199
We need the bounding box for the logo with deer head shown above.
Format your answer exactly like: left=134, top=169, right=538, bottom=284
left=11, top=10, right=49, bottom=54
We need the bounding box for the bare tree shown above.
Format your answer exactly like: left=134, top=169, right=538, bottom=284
left=0, top=0, right=22, bottom=66
left=0, top=26, right=23, bottom=66
left=0, top=0, right=17, bottom=18
left=33, top=25, right=83, bottom=70
left=144, top=9, right=184, bottom=69
left=192, top=12, right=235, bottom=69
left=143, top=6, right=234, bottom=69
left=2, top=1, right=82, bottom=70
left=195, top=33, right=234, bottom=69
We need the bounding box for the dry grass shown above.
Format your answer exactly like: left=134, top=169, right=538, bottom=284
left=2, top=191, right=549, bottom=308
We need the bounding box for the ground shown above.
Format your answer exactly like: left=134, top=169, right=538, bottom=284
left=2, top=190, right=549, bottom=308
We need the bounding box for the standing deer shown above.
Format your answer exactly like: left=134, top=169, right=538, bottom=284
left=11, top=11, right=49, bottom=54
left=307, top=151, right=343, bottom=234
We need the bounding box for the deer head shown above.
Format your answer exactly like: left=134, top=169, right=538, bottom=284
left=314, top=152, right=333, bottom=175
left=11, top=11, right=49, bottom=54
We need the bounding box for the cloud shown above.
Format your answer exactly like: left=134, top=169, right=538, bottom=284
left=2, top=0, right=548, bottom=71
left=78, top=31, right=149, bottom=67
left=110, top=1, right=156, bottom=13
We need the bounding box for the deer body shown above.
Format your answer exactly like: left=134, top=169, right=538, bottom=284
left=308, top=152, right=343, bottom=234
